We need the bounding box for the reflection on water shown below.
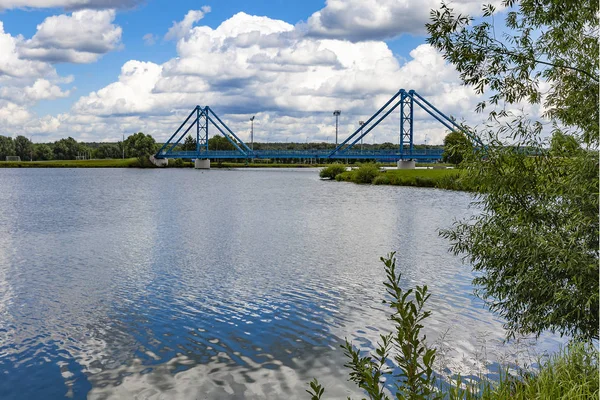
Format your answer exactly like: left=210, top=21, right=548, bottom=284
left=0, top=168, right=564, bottom=399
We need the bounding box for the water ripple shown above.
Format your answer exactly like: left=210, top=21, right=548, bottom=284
left=0, top=168, right=566, bottom=399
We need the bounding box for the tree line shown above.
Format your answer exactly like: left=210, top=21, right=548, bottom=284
left=0, top=134, right=151, bottom=162
left=1, top=132, right=444, bottom=162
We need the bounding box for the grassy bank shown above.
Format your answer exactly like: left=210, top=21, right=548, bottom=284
left=307, top=253, right=598, bottom=400
left=212, top=162, right=325, bottom=168
left=167, top=161, right=452, bottom=168
left=0, top=158, right=141, bottom=168
left=325, top=163, right=471, bottom=191
left=464, top=342, right=598, bottom=399
left=163, top=159, right=330, bottom=168
left=0, top=158, right=329, bottom=169
left=0, top=159, right=455, bottom=174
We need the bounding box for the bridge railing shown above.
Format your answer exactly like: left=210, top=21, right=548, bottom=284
left=161, top=149, right=444, bottom=160
left=336, top=149, right=444, bottom=156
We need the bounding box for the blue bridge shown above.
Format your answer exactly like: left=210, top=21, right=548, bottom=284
left=154, top=89, right=473, bottom=163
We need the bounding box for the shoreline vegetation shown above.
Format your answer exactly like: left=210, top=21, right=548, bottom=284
left=0, top=158, right=449, bottom=169
left=307, top=254, right=599, bottom=400
left=0, top=158, right=332, bottom=168
left=0, top=158, right=466, bottom=190
left=321, top=163, right=470, bottom=191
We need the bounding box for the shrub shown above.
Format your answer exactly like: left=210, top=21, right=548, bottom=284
left=415, top=176, right=435, bottom=187
left=320, top=163, right=347, bottom=179
left=353, top=163, right=381, bottom=184
left=435, top=174, right=458, bottom=190
left=335, top=171, right=353, bottom=182
left=307, top=253, right=437, bottom=399
left=386, top=174, right=417, bottom=187
left=372, top=174, right=390, bottom=185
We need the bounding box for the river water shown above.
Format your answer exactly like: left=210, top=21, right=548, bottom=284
left=0, top=168, right=564, bottom=399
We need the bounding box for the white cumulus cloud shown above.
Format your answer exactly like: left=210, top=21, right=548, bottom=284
left=165, top=7, right=211, bottom=41
left=0, top=100, right=32, bottom=126
left=0, top=22, right=73, bottom=135
left=19, top=9, right=122, bottom=63
left=305, top=0, right=503, bottom=41
left=0, top=21, right=54, bottom=79
left=0, top=0, right=140, bottom=10
left=0, top=78, right=70, bottom=103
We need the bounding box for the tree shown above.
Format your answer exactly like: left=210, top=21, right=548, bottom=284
left=441, top=131, right=470, bottom=164
left=379, top=142, right=397, bottom=150
left=14, top=136, right=33, bottom=161
left=182, top=135, right=196, bottom=151
left=208, top=135, right=236, bottom=151
left=550, top=131, right=581, bottom=156
left=34, top=143, right=53, bottom=161
left=124, top=132, right=157, bottom=164
left=0, top=136, right=15, bottom=160
left=53, top=137, right=80, bottom=160
left=94, top=143, right=121, bottom=159
left=428, top=0, right=598, bottom=340
left=427, top=0, right=598, bottom=146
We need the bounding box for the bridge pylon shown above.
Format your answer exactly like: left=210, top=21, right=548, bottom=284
left=155, top=106, right=251, bottom=159
left=399, top=90, right=414, bottom=158
left=328, top=89, right=479, bottom=160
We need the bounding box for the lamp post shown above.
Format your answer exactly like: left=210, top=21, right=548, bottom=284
left=250, top=116, right=255, bottom=151
left=359, top=121, right=364, bottom=152
left=29, top=135, right=34, bottom=161
left=333, top=110, right=341, bottom=146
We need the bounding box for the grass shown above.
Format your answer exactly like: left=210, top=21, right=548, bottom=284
left=213, top=161, right=326, bottom=168
left=460, top=342, right=599, bottom=400
left=0, top=158, right=330, bottom=168
left=0, top=159, right=455, bottom=178
left=0, top=158, right=141, bottom=168
left=332, top=164, right=472, bottom=191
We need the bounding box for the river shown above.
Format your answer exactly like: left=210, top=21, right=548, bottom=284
left=0, top=168, right=564, bottom=399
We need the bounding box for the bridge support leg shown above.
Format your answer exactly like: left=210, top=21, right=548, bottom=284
left=397, top=160, right=415, bottom=169
left=194, top=159, right=210, bottom=169
left=149, top=155, right=168, bottom=167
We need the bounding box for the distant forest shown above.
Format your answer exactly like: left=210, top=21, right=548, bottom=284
left=0, top=133, right=441, bottom=161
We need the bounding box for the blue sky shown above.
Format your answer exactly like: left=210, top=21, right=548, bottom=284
left=0, top=0, right=499, bottom=144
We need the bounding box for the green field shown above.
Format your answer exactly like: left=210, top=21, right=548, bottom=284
left=332, top=165, right=471, bottom=191
left=0, top=158, right=335, bottom=169
left=0, top=158, right=141, bottom=168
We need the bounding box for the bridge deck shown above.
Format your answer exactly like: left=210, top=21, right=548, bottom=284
left=156, top=149, right=444, bottom=162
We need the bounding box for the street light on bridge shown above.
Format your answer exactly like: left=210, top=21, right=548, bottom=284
left=359, top=120, right=364, bottom=152
left=333, top=110, right=341, bottom=146
left=29, top=135, right=35, bottom=161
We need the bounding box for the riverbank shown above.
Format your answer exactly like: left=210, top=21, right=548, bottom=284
left=0, top=158, right=140, bottom=168
left=0, top=158, right=451, bottom=169
left=0, top=159, right=328, bottom=168
left=0, top=158, right=469, bottom=190
left=327, top=164, right=472, bottom=191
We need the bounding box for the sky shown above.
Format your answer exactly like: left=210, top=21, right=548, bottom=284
left=0, top=0, right=513, bottom=145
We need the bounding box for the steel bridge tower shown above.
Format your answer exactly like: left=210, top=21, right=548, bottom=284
left=399, top=90, right=414, bottom=158
left=195, top=106, right=209, bottom=154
